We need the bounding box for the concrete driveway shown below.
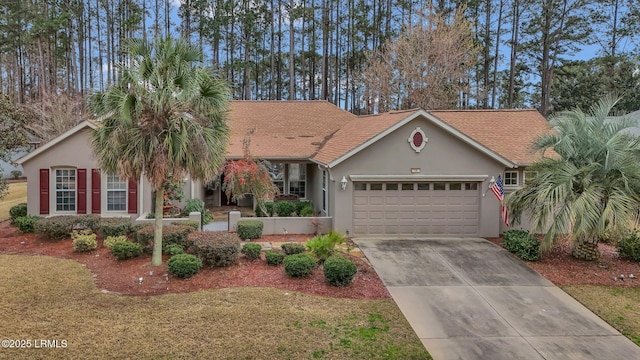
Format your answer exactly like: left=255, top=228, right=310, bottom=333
left=354, top=238, right=640, bottom=360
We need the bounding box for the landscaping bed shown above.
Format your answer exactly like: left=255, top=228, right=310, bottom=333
left=0, top=221, right=389, bottom=299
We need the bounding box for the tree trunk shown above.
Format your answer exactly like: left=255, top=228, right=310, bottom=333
left=571, top=236, right=599, bottom=261
left=152, top=188, right=165, bottom=266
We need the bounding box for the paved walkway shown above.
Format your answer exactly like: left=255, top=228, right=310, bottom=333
left=202, top=221, right=228, bottom=231
left=354, top=238, right=640, bottom=360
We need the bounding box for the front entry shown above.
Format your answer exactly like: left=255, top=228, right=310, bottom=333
left=220, top=174, right=237, bottom=206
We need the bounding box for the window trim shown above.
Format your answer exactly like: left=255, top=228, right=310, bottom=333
left=523, top=170, right=538, bottom=186
left=54, top=168, right=77, bottom=213
left=287, top=163, right=306, bottom=199
left=504, top=171, right=519, bottom=187
left=321, top=170, right=327, bottom=213
left=105, top=173, right=128, bottom=212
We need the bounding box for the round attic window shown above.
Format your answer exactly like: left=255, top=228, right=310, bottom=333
left=408, top=127, right=427, bottom=152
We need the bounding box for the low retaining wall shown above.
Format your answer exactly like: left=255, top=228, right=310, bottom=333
left=135, top=212, right=202, bottom=229
left=228, top=211, right=331, bottom=235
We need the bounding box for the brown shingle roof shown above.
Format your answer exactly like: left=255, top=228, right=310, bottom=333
left=429, top=109, right=552, bottom=165
left=226, top=101, right=356, bottom=159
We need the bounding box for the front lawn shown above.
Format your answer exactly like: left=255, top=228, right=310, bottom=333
left=562, top=286, right=640, bottom=346
left=0, top=182, right=27, bottom=221
left=0, top=255, right=430, bottom=359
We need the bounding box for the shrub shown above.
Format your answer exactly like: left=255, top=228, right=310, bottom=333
left=73, top=215, right=102, bottom=232
left=274, top=201, right=296, bottom=217
left=502, top=230, right=540, bottom=261
left=618, top=233, right=640, bottom=262
left=237, top=219, right=263, bottom=240
left=104, top=235, right=129, bottom=249
left=111, top=241, right=143, bottom=260
left=299, top=206, right=314, bottom=217
left=34, top=216, right=76, bottom=240
left=255, top=202, right=274, bottom=217
left=164, top=243, right=185, bottom=256
left=173, top=220, right=199, bottom=231
left=135, top=225, right=155, bottom=252
left=284, top=253, right=316, bottom=278
left=189, top=231, right=241, bottom=267
left=181, top=199, right=213, bottom=224
left=265, top=250, right=285, bottom=266
left=168, top=254, right=202, bottom=278
left=14, top=215, right=40, bottom=233
left=241, top=243, right=262, bottom=260
left=135, top=225, right=193, bottom=252
left=305, top=230, right=345, bottom=262
left=323, top=256, right=357, bottom=286
left=72, top=233, right=98, bottom=252
left=295, top=201, right=311, bottom=215
left=9, top=203, right=27, bottom=222
left=281, top=242, right=306, bottom=255
left=99, top=218, right=133, bottom=237
left=10, top=170, right=22, bottom=179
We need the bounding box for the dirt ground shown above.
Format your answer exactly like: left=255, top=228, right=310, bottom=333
left=1, top=220, right=638, bottom=299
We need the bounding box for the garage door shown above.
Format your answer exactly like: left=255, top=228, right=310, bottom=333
left=353, top=182, right=480, bottom=237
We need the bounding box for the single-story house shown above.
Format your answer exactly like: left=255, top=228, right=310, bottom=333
left=16, top=101, right=551, bottom=238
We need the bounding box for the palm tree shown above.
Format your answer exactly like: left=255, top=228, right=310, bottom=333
left=507, top=96, right=640, bottom=261
left=88, top=37, right=231, bottom=266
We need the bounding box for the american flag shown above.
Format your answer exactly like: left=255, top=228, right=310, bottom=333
left=491, top=175, right=509, bottom=226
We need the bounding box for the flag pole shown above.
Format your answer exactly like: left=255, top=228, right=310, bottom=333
left=482, top=176, right=496, bottom=197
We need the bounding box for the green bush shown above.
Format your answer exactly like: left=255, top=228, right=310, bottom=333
left=72, top=233, right=98, bottom=252
left=164, top=243, right=185, bottom=256
left=173, top=220, right=199, bottom=230
left=284, top=253, right=316, bottom=278
left=295, top=201, right=312, bottom=216
left=9, top=203, right=27, bottom=222
left=14, top=215, right=40, bottom=233
left=99, top=218, right=133, bottom=237
left=255, top=202, right=274, bottom=217
left=189, top=231, right=241, bottom=267
left=241, top=243, right=262, bottom=260
left=111, top=241, right=143, bottom=260
left=275, top=201, right=296, bottom=217
left=237, top=220, right=263, bottom=240
left=305, top=230, right=345, bottom=262
left=73, top=215, right=102, bottom=232
left=502, top=230, right=540, bottom=261
left=181, top=199, right=213, bottom=224
left=265, top=250, right=285, bottom=266
left=135, top=225, right=193, bottom=252
left=34, top=216, right=76, bottom=240
left=104, top=235, right=129, bottom=249
left=299, top=206, right=314, bottom=217
left=168, top=254, right=202, bottom=278
left=323, top=256, right=357, bottom=286
left=281, top=242, right=306, bottom=255
left=618, top=234, right=640, bottom=262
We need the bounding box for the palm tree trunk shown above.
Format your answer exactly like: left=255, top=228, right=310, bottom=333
left=152, top=189, right=164, bottom=266
left=571, top=235, right=599, bottom=261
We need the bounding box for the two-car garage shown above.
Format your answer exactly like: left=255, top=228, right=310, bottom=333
left=352, top=181, right=481, bottom=237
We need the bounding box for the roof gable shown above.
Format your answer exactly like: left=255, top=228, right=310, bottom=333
left=16, top=121, right=98, bottom=165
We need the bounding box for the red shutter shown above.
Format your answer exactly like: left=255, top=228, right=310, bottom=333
left=77, top=169, right=87, bottom=214
left=91, top=169, right=101, bottom=214
left=128, top=179, right=138, bottom=214
left=39, top=169, right=50, bottom=215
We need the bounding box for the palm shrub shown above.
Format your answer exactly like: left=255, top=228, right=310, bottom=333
left=306, top=230, right=345, bottom=262
left=237, top=219, right=263, bottom=240
left=506, top=96, right=640, bottom=261
left=241, top=243, right=262, bottom=260
left=323, top=256, right=358, bottom=286
left=168, top=254, right=202, bottom=278
left=283, top=253, right=316, bottom=278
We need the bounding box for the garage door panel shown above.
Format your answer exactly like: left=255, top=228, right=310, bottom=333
left=353, top=182, right=479, bottom=237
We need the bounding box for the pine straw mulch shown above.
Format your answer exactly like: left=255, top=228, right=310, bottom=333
left=486, top=236, right=640, bottom=288
left=0, top=221, right=390, bottom=299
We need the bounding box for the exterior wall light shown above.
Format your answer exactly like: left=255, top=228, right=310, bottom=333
left=340, top=176, right=348, bottom=190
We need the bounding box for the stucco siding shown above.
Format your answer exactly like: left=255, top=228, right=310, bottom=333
left=329, top=115, right=508, bottom=238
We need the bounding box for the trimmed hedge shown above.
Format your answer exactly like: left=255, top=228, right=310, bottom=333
left=188, top=231, right=241, bottom=267
left=72, top=233, right=98, bottom=252
left=502, top=230, right=540, bottom=261
left=104, top=235, right=129, bottom=249
left=99, top=218, right=134, bottom=237
left=237, top=219, right=263, bottom=240
left=274, top=201, right=296, bottom=217
left=135, top=225, right=194, bottom=252
left=323, top=256, right=357, bottom=286
left=255, top=202, right=274, bottom=217
left=172, top=220, right=200, bottom=231
left=14, top=215, right=41, bottom=233
left=281, top=242, right=306, bottom=255
left=265, top=250, right=285, bottom=266
left=168, top=254, right=202, bottom=278
left=163, top=243, right=185, bottom=255
left=295, top=201, right=312, bottom=216
left=73, top=215, right=102, bottom=232
left=299, top=206, right=314, bottom=217
left=618, top=233, right=640, bottom=262
left=241, top=243, right=262, bottom=260
left=111, top=241, right=143, bottom=260
left=284, top=253, right=316, bottom=278
left=9, top=203, right=27, bottom=222
left=34, top=216, right=76, bottom=240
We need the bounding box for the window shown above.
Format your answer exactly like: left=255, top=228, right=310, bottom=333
left=354, top=183, right=367, bottom=191
left=385, top=183, right=398, bottom=190
left=504, top=171, right=519, bottom=186
left=288, top=163, right=306, bottom=198
left=370, top=183, right=383, bottom=190
left=270, top=163, right=285, bottom=194
left=433, top=183, right=446, bottom=191
left=401, top=183, right=414, bottom=191
left=55, top=169, right=76, bottom=212
left=524, top=171, right=538, bottom=185
left=322, top=170, right=327, bottom=212
left=450, top=183, right=462, bottom=190
left=417, top=183, right=430, bottom=190
left=465, top=183, right=478, bottom=190
left=107, top=174, right=127, bottom=211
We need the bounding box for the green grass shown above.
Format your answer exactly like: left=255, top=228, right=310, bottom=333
left=0, top=255, right=431, bottom=359
left=0, top=182, right=27, bottom=221
left=563, top=285, right=640, bottom=346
